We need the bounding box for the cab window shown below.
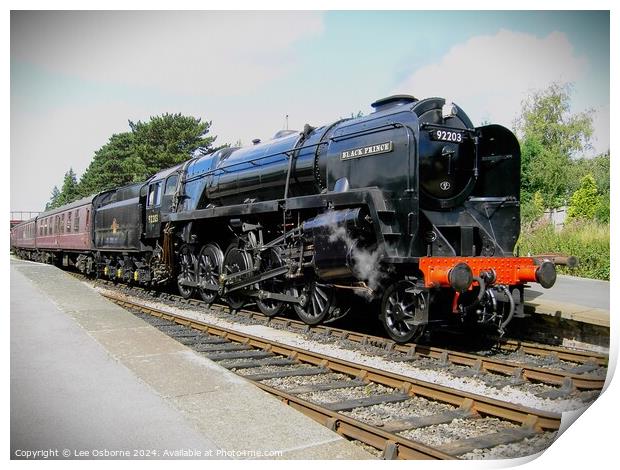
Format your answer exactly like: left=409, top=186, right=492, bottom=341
left=147, top=181, right=162, bottom=208
left=164, top=175, right=178, bottom=195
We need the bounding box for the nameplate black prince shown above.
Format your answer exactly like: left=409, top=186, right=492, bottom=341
left=341, top=141, right=393, bottom=160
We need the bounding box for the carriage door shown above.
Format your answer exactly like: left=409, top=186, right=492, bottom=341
left=145, top=180, right=163, bottom=238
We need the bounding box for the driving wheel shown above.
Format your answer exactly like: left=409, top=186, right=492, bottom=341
left=256, top=247, right=287, bottom=317
left=222, top=245, right=252, bottom=310
left=177, top=244, right=197, bottom=299
left=196, top=243, right=223, bottom=304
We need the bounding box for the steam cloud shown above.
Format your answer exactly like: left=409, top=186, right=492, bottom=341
left=326, top=220, right=386, bottom=297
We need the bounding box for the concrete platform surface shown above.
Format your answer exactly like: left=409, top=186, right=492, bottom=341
left=525, top=275, right=610, bottom=327
left=10, top=258, right=372, bottom=460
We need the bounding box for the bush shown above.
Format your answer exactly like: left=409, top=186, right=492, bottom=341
left=517, top=220, right=610, bottom=280
left=567, top=174, right=599, bottom=220
left=521, top=191, right=546, bottom=225
left=595, top=195, right=610, bottom=223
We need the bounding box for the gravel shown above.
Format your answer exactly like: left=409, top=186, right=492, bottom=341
left=234, top=363, right=316, bottom=376
left=297, top=383, right=395, bottom=405
left=94, top=286, right=596, bottom=413
left=261, top=372, right=351, bottom=391
left=399, top=417, right=518, bottom=447
left=342, top=396, right=455, bottom=423
left=350, top=441, right=382, bottom=458
left=459, top=431, right=558, bottom=460
left=96, top=285, right=571, bottom=461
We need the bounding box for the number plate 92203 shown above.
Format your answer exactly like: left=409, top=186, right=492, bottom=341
left=431, top=129, right=465, bottom=143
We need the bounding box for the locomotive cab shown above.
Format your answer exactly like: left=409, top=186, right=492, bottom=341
left=143, top=164, right=183, bottom=239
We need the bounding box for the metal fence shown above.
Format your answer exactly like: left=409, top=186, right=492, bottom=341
left=10, top=211, right=41, bottom=227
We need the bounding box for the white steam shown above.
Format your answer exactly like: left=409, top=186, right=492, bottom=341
left=325, top=216, right=386, bottom=296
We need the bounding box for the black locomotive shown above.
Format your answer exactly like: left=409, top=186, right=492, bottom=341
left=12, top=95, right=558, bottom=342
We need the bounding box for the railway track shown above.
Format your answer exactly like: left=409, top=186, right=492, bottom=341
left=82, top=274, right=607, bottom=395
left=185, top=300, right=607, bottom=392
left=105, top=292, right=563, bottom=460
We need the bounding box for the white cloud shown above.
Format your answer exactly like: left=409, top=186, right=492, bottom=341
left=393, top=29, right=590, bottom=130
left=12, top=11, right=324, bottom=96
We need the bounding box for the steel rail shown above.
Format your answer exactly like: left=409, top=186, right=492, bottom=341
left=173, top=299, right=607, bottom=390
left=104, top=291, right=562, bottom=437
left=72, top=274, right=608, bottom=390
left=199, top=300, right=608, bottom=367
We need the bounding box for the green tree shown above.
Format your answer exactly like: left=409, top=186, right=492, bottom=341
left=78, top=113, right=216, bottom=197
left=594, top=195, right=610, bottom=223
left=521, top=190, right=546, bottom=224
left=567, top=152, right=610, bottom=196
left=45, top=186, right=61, bottom=211
left=516, top=83, right=593, bottom=208
left=45, top=169, right=79, bottom=210
left=567, top=174, right=599, bottom=220
left=78, top=132, right=141, bottom=196
left=56, top=168, right=79, bottom=206
left=129, top=113, right=215, bottom=177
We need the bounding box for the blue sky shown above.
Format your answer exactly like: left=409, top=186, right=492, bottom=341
left=11, top=10, right=610, bottom=211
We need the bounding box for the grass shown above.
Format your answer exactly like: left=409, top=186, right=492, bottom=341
left=517, top=219, right=610, bottom=281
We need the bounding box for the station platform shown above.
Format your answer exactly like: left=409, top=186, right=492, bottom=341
left=525, top=275, right=610, bottom=328
left=10, top=258, right=372, bottom=460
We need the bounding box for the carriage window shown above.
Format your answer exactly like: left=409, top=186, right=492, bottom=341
left=74, top=210, right=79, bottom=231
left=67, top=212, right=72, bottom=233
left=61, top=214, right=65, bottom=233
left=86, top=209, right=90, bottom=227
left=164, top=175, right=178, bottom=195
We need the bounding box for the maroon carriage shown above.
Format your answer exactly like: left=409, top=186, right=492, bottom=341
left=10, top=219, right=37, bottom=252
left=36, top=196, right=94, bottom=252
left=11, top=196, right=95, bottom=265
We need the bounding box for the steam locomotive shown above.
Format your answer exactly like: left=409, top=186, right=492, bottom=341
left=11, top=95, right=558, bottom=342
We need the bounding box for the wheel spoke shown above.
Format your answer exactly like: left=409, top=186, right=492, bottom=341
left=311, top=293, right=319, bottom=317
left=314, top=290, right=325, bottom=311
